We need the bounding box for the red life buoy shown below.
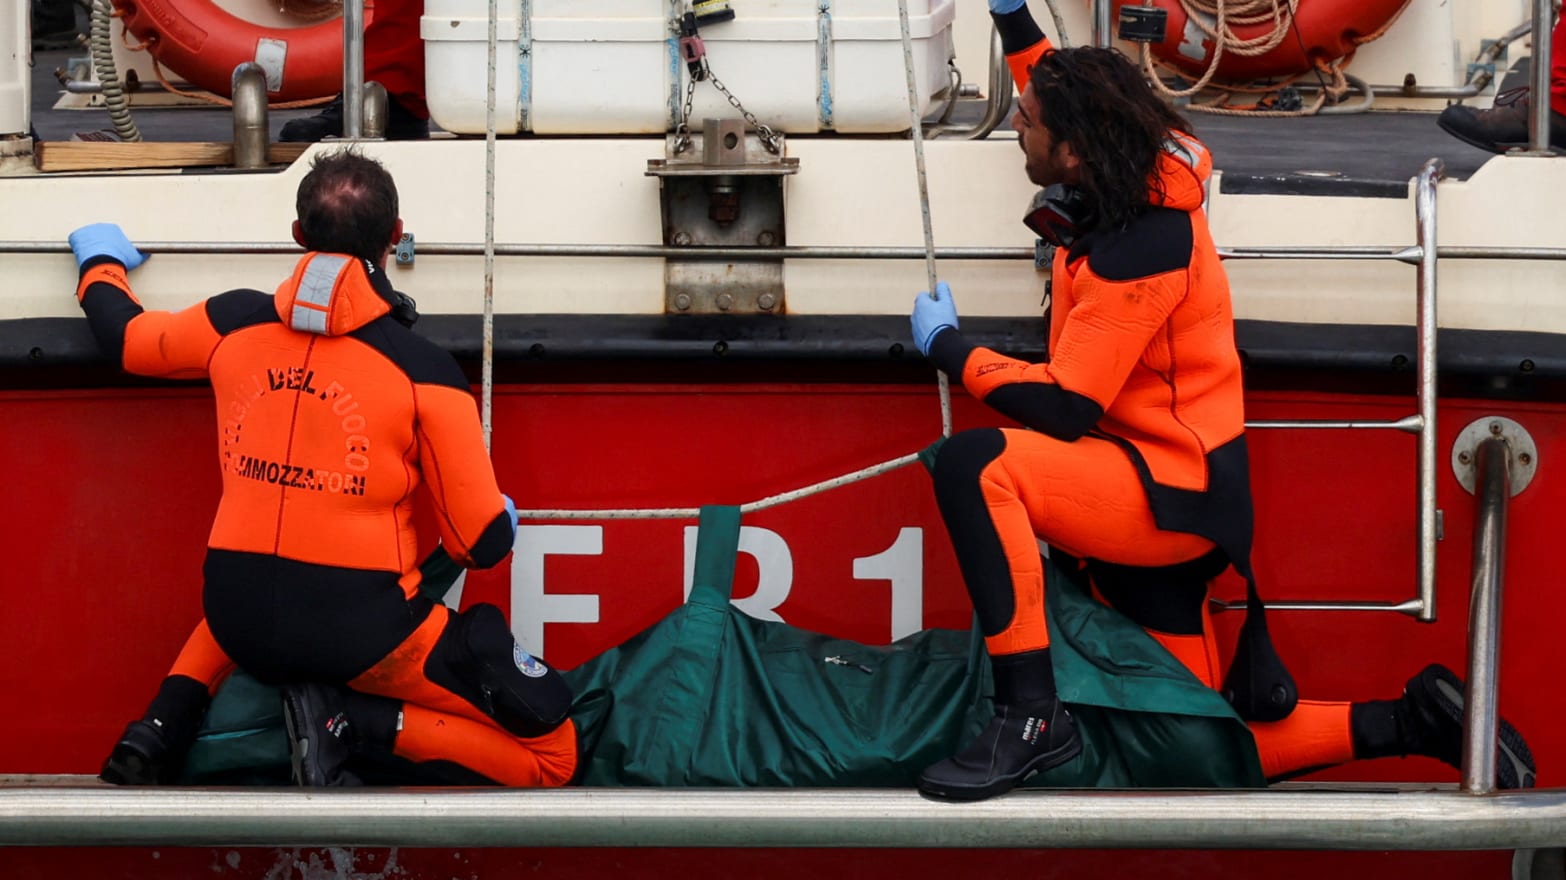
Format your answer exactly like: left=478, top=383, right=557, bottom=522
left=113, top=0, right=374, bottom=101
left=1114, top=0, right=1410, bottom=82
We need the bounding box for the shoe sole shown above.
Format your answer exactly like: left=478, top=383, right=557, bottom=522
left=1436, top=116, right=1512, bottom=155
left=279, top=693, right=312, bottom=787
left=1435, top=117, right=1565, bottom=155
left=1423, top=665, right=1536, bottom=790
left=99, top=750, right=156, bottom=786
left=917, top=735, right=1085, bottom=802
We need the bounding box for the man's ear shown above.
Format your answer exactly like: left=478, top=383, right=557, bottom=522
left=291, top=220, right=307, bottom=249
left=1058, top=141, right=1083, bottom=182
left=389, top=218, right=404, bottom=250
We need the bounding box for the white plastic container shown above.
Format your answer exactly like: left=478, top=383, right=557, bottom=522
left=422, top=0, right=957, bottom=135
left=2, top=0, right=28, bottom=136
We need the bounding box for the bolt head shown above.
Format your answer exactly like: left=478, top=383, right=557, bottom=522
left=673, top=293, right=692, bottom=311
left=716, top=293, right=734, bottom=311
left=757, top=293, right=776, bottom=310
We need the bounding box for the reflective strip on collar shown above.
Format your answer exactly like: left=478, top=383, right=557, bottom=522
left=1163, top=132, right=1206, bottom=170
left=290, top=253, right=350, bottom=334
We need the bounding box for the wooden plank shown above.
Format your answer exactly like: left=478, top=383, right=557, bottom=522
left=33, top=141, right=311, bottom=173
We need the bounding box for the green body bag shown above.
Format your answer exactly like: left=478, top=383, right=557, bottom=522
left=182, top=506, right=1262, bottom=789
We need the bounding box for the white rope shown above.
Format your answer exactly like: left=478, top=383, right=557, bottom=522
left=516, top=452, right=922, bottom=520
left=1040, top=0, right=1072, bottom=47
left=480, top=0, right=499, bottom=451
left=896, top=0, right=953, bottom=439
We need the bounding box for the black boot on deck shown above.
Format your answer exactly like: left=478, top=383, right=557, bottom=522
left=917, top=650, right=1082, bottom=801
left=280, top=683, right=361, bottom=787
left=279, top=93, right=431, bottom=143
left=1352, top=663, right=1536, bottom=790
left=100, top=676, right=210, bottom=785
left=100, top=719, right=176, bottom=785
left=1437, top=87, right=1566, bottom=154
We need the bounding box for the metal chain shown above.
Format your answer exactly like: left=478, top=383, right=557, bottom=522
left=674, top=77, right=697, bottom=154
left=705, top=69, right=781, bottom=153
left=670, top=17, right=781, bottom=155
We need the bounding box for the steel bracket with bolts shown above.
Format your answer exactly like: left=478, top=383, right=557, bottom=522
left=1451, top=416, right=1538, bottom=496
left=647, top=118, right=798, bottom=316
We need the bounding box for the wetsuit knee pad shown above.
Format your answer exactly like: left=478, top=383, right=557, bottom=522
left=932, top=428, right=1006, bottom=490
left=456, top=604, right=573, bottom=737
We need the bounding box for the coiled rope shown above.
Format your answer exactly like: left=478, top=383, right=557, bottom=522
left=1140, top=0, right=1410, bottom=117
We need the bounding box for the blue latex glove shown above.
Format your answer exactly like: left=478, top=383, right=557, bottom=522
left=988, top=0, right=1027, bottom=14
left=911, top=281, right=959, bottom=357
left=68, top=223, right=148, bottom=270
left=502, top=493, right=519, bottom=543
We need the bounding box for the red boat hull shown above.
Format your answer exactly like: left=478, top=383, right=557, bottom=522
left=1, top=379, right=1558, bottom=877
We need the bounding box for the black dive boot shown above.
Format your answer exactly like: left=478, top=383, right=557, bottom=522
left=100, top=676, right=210, bottom=785
left=279, top=93, right=431, bottom=142
left=100, top=720, right=177, bottom=785
left=280, top=682, right=362, bottom=787
left=1352, top=663, right=1536, bottom=790
left=917, top=650, right=1082, bottom=801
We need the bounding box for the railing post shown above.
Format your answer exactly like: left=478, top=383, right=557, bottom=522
left=343, top=0, right=366, bottom=138
left=231, top=64, right=270, bottom=169
left=1529, top=0, right=1555, bottom=153
left=1462, top=436, right=1510, bottom=794
left=1414, top=158, right=1442, bottom=621
left=957, top=25, right=1013, bottom=140
left=1092, top=0, right=1114, bottom=48
left=362, top=80, right=389, bottom=140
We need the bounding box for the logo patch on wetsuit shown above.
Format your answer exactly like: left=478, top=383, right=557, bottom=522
left=513, top=644, right=548, bottom=678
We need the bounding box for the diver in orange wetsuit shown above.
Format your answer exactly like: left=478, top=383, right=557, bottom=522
left=911, top=1, right=1536, bottom=801
left=71, top=149, right=574, bottom=788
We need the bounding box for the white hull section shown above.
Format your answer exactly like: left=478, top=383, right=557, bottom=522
left=3, top=141, right=1564, bottom=339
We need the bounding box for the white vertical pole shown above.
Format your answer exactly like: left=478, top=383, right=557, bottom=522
left=0, top=0, right=29, bottom=137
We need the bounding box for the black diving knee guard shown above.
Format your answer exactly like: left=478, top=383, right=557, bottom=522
left=457, top=603, right=574, bottom=738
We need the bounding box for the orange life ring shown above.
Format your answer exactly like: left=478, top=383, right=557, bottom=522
left=1114, top=0, right=1410, bottom=82
left=113, top=0, right=374, bottom=101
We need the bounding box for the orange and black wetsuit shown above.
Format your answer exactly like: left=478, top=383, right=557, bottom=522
left=77, top=252, right=576, bottom=786
left=926, top=128, right=1244, bottom=661
left=928, top=8, right=1365, bottom=781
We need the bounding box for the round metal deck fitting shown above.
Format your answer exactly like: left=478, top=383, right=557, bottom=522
left=1451, top=416, right=1538, bottom=496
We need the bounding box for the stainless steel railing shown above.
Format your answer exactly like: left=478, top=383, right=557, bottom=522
left=9, top=242, right=1566, bottom=261
left=1211, top=159, right=1444, bottom=621
left=342, top=0, right=365, bottom=140
left=1529, top=0, right=1556, bottom=153
left=1463, top=436, right=1511, bottom=794
left=0, top=783, right=1562, bottom=849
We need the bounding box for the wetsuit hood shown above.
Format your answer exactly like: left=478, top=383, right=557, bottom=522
left=273, top=251, right=395, bottom=336
left=1149, top=131, right=1211, bottom=214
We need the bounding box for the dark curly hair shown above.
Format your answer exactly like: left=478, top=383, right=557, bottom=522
left=1027, top=47, right=1193, bottom=233
left=294, top=147, right=400, bottom=263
